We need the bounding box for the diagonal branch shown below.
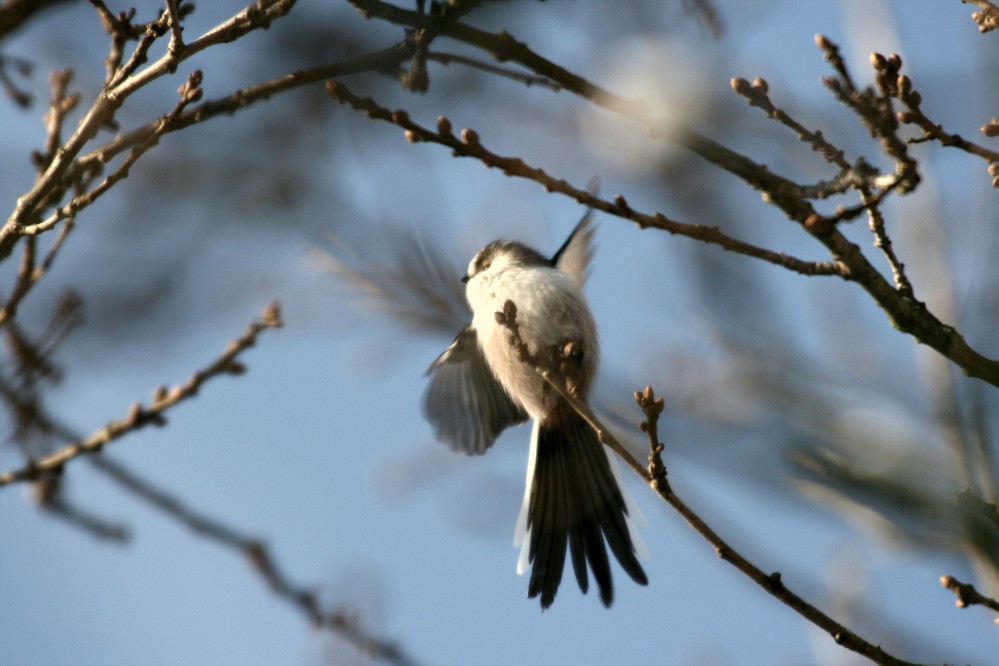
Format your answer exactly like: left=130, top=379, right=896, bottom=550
left=495, top=299, right=925, bottom=666
left=0, top=0, right=298, bottom=257
left=326, top=80, right=844, bottom=278
left=940, top=575, right=999, bottom=620
left=87, top=455, right=422, bottom=665
left=0, top=302, right=283, bottom=486
left=334, top=9, right=999, bottom=389
left=63, top=42, right=417, bottom=198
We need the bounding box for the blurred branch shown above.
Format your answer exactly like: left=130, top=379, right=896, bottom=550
left=0, top=298, right=412, bottom=662
left=0, top=0, right=297, bottom=258
left=32, top=69, right=80, bottom=174
left=957, top=487, right=999, bottom=531
left=0, top=302, right=283, bottom=486
left=683, top=0, right=723, bottom=37
left=963, top=0, right=999, bottom=32
left=427, top=51, right=561, bottom=90
left=0, top=0, right=73, bottom=41
left=68, top=41, right=415, bottom=182
left=496, top=299, right=924, bottom=666
left=27, top=473, right=131, bottom=541
left=0, top=52, right=32, bottom=106
left=940, top=575, right=999, bottom=621
left=86, top=455, right=422, bottom=666
left=19, top=69, right=205, bottom=238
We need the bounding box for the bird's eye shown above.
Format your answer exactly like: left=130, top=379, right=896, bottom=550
left=481, top=260, right=491, bottom=271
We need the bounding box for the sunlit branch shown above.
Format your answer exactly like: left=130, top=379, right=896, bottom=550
left=326, top=80, right=843, bottom=279
left=496, top=298, right=925, bottom=666
left=0, top=303, right=283, bottom=486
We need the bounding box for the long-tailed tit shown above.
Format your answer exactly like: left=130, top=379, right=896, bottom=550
left=423, top=215, right=648, bottom=609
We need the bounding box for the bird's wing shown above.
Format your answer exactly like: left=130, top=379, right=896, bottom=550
left=423, top=326, right=529, bottom=455
left=551, top=208, right=596, bottom=289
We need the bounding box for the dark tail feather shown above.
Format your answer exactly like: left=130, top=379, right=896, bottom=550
left=522, top=408, right=648, bottom=609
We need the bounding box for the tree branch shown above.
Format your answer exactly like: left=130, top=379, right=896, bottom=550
left=329, top=13, right=999, bottom=389
left=940, top=574, right=999, bottom=621
left=0, top=0, right=297, bottom=258
left=962, top=0, right=999, bottom=32
left=495, top=298, right=925, bottom=666
left=87, top=455, right=422, bottom=665
left=325, top=80, right=843, bottom=278
left=0, top=302, right=283, bottom=486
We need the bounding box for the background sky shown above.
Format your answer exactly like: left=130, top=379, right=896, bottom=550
left=1, top=1, right=998, bottom=664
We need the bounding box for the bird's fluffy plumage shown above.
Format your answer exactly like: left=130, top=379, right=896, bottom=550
left=423, top=213, right=648, bottom=608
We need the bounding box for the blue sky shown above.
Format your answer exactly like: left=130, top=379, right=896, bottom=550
left=1, top=1, right=998, bottom=664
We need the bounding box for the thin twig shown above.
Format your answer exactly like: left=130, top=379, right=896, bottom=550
left=20, top=70, right=204, bottom=237
left=86, top=456, right=421, bottom=665
left=1, top=0, right=297, bottom=257
left=164, top=0, right=186, bottom=58
left=0, top=218, right=73, bottom=330
left=494, top=300, right=647, bottom=479
left=891, top=63, right=999, bottom=165
left=328, top=14, right=999, bottom=389
left=325, top=80, right=843, bottom=279
left=940, top=575, right=999, bottom=621
left=495, top=299, right=924, bottom=666
left=731, top=76, right=851, bottom=170
left=0, top=302, right=283, bottom=486
left=729, top=73, right=916, bottom=295
left=427, top=51, right=561, bottom=90
left=0, top=53, right=33, bottom=107
left=962, top=0, right=999, bottom=32
left=52, top=43, right=418, bottom=224
left=29, top=472, right=131, bottom=541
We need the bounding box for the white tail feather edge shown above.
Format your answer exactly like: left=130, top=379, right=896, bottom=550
left=513, top=420, right=650, bottom=576
left=514, top=420, right=540, bottom=575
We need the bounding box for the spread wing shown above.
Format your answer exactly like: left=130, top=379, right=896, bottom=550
left=423, top=326, right=529, bottom=455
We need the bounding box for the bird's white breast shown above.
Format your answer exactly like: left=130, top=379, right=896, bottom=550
left=467, top=263, right=598, bottom=420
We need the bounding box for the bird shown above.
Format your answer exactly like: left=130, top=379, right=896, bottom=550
left=423, top=213, right=648, bottom=609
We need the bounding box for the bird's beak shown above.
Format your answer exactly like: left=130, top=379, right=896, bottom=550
left=461, top=275, right=470, bottom=284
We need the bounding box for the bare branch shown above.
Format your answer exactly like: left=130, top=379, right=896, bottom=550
left=20, top=69, right=205, bottom=237
left=729, top=72, right=916, bottom=295
left=326, top=17, right=999, bottom=390
left=164, top=0, right=186, bottom=58
left=0, top=0, right=297, bottom=257
left=495, top=299, right=925, bottom=666
left=427, top=51, right=561, bottom=90
left=493, top=300, right=648, bottom=480
left=325, top=80, right=844, bottom=278
left=0, top=53, right=33, bottom=106
left=963, top=0, right=999, bottom=32
left=51, top=43, right=417, bottom=226
left=0, top=0, right=73, bottom=41
left=28, top=473, right=130, bottom=541
left=86, top=456, right=422, bottom=665
left=731, top=75, right=851, bottom=171
left=0, top=302, right=283, bottom=486
left=940, top=575, right=999, bottom=621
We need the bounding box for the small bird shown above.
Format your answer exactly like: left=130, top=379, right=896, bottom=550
left=423, top=214, right=648, bottom=609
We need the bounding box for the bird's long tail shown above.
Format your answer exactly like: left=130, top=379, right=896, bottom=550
left=514, top=409, right=648, bottom=609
